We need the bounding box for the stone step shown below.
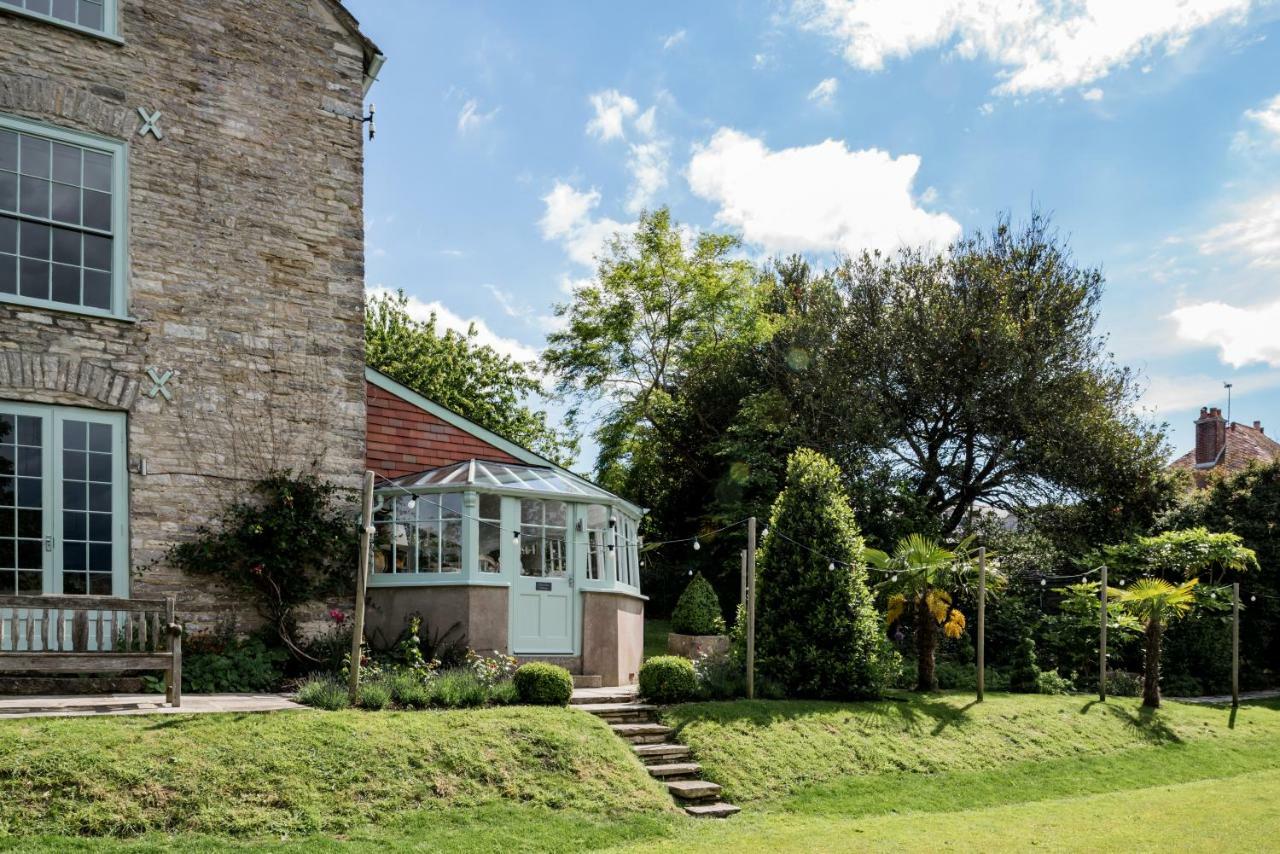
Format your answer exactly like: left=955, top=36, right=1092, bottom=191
left=570, top=689, right=638, bottom=706
left=685, top=801, right=741, bottom=819
left=572, top=674, right=603, bottom=689
left=645, top=761, right=702, bottom=779
left=582, top=702, right=657, bottom=715
left=667, top=779, right=721, bottom=802
left=633, top=743, right=692, bottom=762
left=611, top=722, right=672, bottom=744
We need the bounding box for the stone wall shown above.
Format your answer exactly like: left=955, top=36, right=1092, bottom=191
left=0, top=0, right=373, bottom=631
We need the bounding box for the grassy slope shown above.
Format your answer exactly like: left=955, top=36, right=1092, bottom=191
left=643, top=619, right=672, bottom=660
left=661, top=692, right=1280, bottom=802
left=0, top=706, right=673, bottom=840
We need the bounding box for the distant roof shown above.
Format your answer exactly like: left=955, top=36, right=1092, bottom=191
left=388, top=459, right=620, bottom=504
left=1170, top=421, right=1280, bottom=487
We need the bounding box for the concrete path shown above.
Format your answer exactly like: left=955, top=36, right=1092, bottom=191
left=1172, top=689, right=1280, bottom=705
left=0, top=692, right=306, bottom=719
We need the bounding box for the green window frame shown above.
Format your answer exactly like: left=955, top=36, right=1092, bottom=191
left=0, top=0, right=121, bottom=42
left=0, top=113, right=128, bottom=320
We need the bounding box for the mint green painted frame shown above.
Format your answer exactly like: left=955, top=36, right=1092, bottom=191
left=0, top=112, right=130, bottom=321
left=0, top=401, right=128, bottom=597
left=0, top=0, right=122, bottom=43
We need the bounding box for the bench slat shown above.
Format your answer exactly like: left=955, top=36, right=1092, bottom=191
left=0, top=595, right=170, bottom=613
left=0, top=652, right=174, bottom=673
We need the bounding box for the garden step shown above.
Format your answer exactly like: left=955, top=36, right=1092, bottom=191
left=570, top=688, right=638, bottom=705
left=572, top=675, right=603, bottom=689
left=633, top=743, right=691, bottom=762
left=666, top=779, right=721, bottom=801
left=611, top=723, right=672, bottom=744
left=645, top=761, right=702, bottom=779
left=685, top=801, right=741, bottom=819
left=582, top=702, right=657, bottom=715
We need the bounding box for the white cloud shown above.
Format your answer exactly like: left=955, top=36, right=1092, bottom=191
left=539, top=182, right=634, bottom=267
left=795, top=0, right=1256, bottom=96
left=1199, top=189, right=1280, bottom=267
left=586, top=90, right=639, bottom=141
left=635, top=106, right=658, bottom=138
left=662, top=29, right=687, bottom=50
left=807, top=77, right=840, bottom=106
left=1082, top=87, right=1105, bottom=101
left=457, top=98, right=499, bottom=133
left=1170, top=299, right=1280, bottom=368
left=626, top=139, right=670, bottom=214
left=686, top=128, right=961, bottom=255
left=1140, top=369, right=1280, bottom=416
left=1244, top=92, right=1280, bottom=140
left=367, top=286, right=539, bottom=363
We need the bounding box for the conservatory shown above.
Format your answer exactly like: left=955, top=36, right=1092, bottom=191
left=365, top=458, right=646, bottom=686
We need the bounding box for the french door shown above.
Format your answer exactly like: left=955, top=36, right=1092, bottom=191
left=0, top=402, right=127, bottom=597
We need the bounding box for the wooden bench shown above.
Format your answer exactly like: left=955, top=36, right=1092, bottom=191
left=0, top=595, right=183, bottom=707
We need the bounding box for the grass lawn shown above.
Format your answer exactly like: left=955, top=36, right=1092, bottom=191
left=643, top=618, right=672, bottom=660
left=0, top=694, right=1277, bottom=851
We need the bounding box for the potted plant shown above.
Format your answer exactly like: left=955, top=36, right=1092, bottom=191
left=667, top=573, right=729, bottom=658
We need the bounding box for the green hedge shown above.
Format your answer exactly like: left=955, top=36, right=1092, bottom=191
left=671, top=573, right=726, bottom=635
left=639, top=655, right=697, bottom=703
left=513, top=662, right=574, bottom=705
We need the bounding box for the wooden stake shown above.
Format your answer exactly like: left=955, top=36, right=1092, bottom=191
left=740, top=549, right=747, bottom=608
left=1232, top=581, right=1240, bottom=709
left=976, top=547, right=986, bottom=703
left=1099, top=564, right=1108, bottom=703
left=349, top=470, right=375, bottom=704
left=746, top=516, right=757, bottom=701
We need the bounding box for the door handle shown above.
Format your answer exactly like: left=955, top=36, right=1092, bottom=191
left=44, top=536, right=54, bottom=552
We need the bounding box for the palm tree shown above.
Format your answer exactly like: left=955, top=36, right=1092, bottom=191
left=1112, top=578, right=1199, bottom=709
left=867, top=534, right=984, bottom=692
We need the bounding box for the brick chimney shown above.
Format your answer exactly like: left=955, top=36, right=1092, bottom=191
left=1254, top=420, right=1264, bottom=434
left=1195, top=407, right=1227, bottom=465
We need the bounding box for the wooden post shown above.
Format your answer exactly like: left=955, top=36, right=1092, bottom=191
left=1099, top=564, right=1108, bottom=703
left=1232, top=582, right=1240, bottom=709
left=740, top=549, right=747, bottom=608
left=349, top=470, right=375, bottom=704
left=746, top=516, right=757, bottom=701
left=976, top=547, right=986, bottom=703
left=166, top=595, right=181, bottom=708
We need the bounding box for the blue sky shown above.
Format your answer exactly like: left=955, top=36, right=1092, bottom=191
left=350, top=0, right=1280, bottom=469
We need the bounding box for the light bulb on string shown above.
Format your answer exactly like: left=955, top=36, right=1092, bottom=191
left=892, top=574, right=898, bottom=583
left=406, top=498, right=416, bottom=510
left=1040, top=578, right=1047, bottom=587
left=1251, top=595, right=1257, bottom=602
left=512, top=530, right=521, bottom=543
left=829, top=562, right=835, bottom=571
left=761, top=528, right=769, bottom=539
left=693, top=538, right=701, bottom=551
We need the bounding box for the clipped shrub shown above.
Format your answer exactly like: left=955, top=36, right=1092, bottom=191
left=639, top=655, right=697, bottom=704
left=427, top=670, right=489, bottom=708
left=1036, top=669, right=1074, bottom=695
left=671, top=573, right=726, bottom=636
left=357, top=679, right=392, bottom=710
left=388, top=670, right=431, bottom=708
left=513, top=662, right=574, bottom=706
left=294, top=673, right=349, bottom=710
left=1008, top=635, right=1040, bottom=693
left=755, top=448, right=896, bottom=699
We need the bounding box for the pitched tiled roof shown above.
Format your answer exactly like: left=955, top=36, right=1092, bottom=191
left=1170, top=422, right=1280, bottom=488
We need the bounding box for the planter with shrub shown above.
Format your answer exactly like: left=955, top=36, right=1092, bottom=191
left=667, top=573, right=729, bottom=659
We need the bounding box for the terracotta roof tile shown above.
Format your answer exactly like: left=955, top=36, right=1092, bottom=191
left=1170, top=422, right=1280, bottom=488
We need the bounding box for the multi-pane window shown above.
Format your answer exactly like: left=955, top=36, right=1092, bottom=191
left=584, top=504, right=607, bottom=581
left=0, top=0, right=116, bottom=38
left=60, top=420, right=114, bottom=594
left=477, top=493, right=502, bottom=574
left=520, top=499, right=567, bottom=578
left=0, top=116, right=122, bottom=315
left=0, top=413, right=44, bottom=595
left=417, top=493, right=462, bottom=573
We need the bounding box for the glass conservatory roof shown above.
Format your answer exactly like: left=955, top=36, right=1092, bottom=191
left=387, top=459, right=617, bottom=502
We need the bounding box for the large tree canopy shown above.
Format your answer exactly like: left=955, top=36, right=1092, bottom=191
left=366, top=290, right=577, bottom=465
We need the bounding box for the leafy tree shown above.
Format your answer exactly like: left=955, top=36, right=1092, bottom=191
left=670, top=573, right=726, bottom=635
left=1111, top=578, right=1202, bottom=708
left=366, top=290, right=576, bottom=465
left=829, top=214, right=1172, bottom=538
left=755, top=449, right=895, bottom=699
left=869, top=534, right=992, bottom=691
left=1099, top=528, right=1259, bottom=582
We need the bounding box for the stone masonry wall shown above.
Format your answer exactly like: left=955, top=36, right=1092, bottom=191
left=0, top=0, right=371, bottom=632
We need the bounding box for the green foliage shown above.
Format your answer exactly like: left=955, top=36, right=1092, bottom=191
left=366, top=290, right=576, bottom=465
left=295, top=673, right=350, bottom=710
left=1107, top=670, right=1142, bottom=697
left=756, top=449, right=895, bottom=699
left=357, top=680, right=392, bottom=710
left=513, top=662, right=574, bottom=706
left=427, top=670, right=490, bottom=709
left=691, top=652, right=745, bottom=700
left=164, top=473, right=357, bottom=654
left=639, top=655, right=698, bottom=703
left=488, top=680, right=520, bottom=706
left=1035, top=669, right=1074, bottom=695
left=181, top=634, right=287, bottom=693
left=670, top=573, right=726, bottom=635
left=388, top=670, right=431, bottom=709
left=1100, top=528, right=1259, bottom=581
left=1007, top=636, right=1040, bottom=694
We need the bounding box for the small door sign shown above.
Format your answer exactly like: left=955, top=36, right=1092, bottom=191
left=535, top=581, right=552, bottom=591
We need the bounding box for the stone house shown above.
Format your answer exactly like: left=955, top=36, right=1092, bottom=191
left=364, top=368, right=646, bottom=687
left=0, top=0, right=383, bottom=631
left=1170, top=407, right=1280, bottom=489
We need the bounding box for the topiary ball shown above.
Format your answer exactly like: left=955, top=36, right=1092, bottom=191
left=671, top=573, right=726, bottom=636
left=513, top=662, right=574, bottom=706
left=639, top=655, right=698, bottom=704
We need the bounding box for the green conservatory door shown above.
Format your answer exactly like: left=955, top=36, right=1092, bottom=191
left=513, top=498, right=575, bottom=654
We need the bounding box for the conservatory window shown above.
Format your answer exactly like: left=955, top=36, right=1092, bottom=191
left=417, top=492, right=462, bottom=573
left=584, top=504, right=607, bottom=580
left=477, top=493, right=502, bottom=574
left=520, top=499, right=567, bottom=578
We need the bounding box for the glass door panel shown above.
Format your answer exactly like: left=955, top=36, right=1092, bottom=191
left=0, top=410, right=48, bottom=594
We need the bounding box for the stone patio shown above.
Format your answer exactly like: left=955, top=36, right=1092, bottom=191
left=0, top=693, right=306, bottom=719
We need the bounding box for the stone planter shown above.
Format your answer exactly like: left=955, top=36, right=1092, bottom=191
left=668, top=632, right=730, bottom=660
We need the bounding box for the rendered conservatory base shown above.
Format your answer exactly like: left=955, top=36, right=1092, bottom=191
left=364, top=586, right=643, bottom=687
